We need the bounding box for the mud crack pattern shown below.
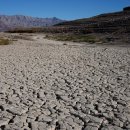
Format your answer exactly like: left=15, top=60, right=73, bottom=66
left=0, top=38, right=130, bottom=130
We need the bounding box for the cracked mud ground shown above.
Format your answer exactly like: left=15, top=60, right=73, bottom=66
left=0, top=34, right=130, bottom=130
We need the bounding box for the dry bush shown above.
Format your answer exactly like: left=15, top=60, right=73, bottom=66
left=0, top=38, right=10, bottom=45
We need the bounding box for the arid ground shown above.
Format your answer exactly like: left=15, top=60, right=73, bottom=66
left=0, top=33, right=130, bottom=130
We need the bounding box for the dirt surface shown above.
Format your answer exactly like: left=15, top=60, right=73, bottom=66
left=0, top=33, right=130, bottom=130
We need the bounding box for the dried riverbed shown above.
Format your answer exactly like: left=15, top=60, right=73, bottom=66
left=0, top=33, right=130, bottom=130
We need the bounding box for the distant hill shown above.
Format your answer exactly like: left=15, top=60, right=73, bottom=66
left=0, top=15, right=65, bottom=31
left=55, top=7, right=130, bottom=33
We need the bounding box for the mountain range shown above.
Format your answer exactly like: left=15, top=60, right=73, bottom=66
left=0, top=15, right=64, bottom=31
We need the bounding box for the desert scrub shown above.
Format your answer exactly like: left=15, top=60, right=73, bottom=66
left=45, top=34, right=102, bottom=43
left=0, top=38, right=10, bottom=45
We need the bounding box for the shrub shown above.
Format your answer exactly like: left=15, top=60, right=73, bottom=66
left=0, top=38, right=10, bottom=45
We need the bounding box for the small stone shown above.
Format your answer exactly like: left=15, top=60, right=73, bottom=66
left=113, top=118, right=124, bottom=127
left=38, top=122, right=48, bottom=130
left=84, top=116, right=90, bottom=123
left=85, top=104, right=95, bottom=109
left=111, top=100, right=117, bottom=108
left=66, top=117, right=74, bottom=126
left=101, top=125, right=123, bottom=130
left=60, top=95, right=69, bottom=101
left=103, top=113, right=111, bottom=119
left=38, top=91, right=45, bottom=99
left=42, top=109, right=51, bottom=116
left=30, top=122, right=38, bottom=130
left=38, top=115, right=52, bottom=122
left=89, top=115, right=103, bottom=124
left=84, top=125, right=98, bottom=130
left=0, top=119, right=9, bottom=127
left=126, top=124, right=130, bottom=129
left=7, top=106, right=28, bottom=116
left=113, top=126, right=123, bottom=130
left=75, top=103, right=81, bottom=110
left=55, top=91, right=64, bottom=96
left=47, top=125, right=56, bottom=130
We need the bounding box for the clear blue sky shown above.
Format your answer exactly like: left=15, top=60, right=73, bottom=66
left=0, top=0, right=130, bottom=20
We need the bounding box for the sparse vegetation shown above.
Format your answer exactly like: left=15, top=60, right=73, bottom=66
left=7, top=28, right=45, bottom=33
left=11, top=35, right=33, bottom=41
left=0, top=38, right=10, bottom=45
left=45, top=34, right=102, bottom=43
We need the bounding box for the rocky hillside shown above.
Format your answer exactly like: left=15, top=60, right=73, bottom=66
left=0, top=15, right=64, bottom=31
left=54, top=7, right=130, bottom=33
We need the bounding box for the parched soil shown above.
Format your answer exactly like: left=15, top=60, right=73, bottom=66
left=0, top=33, right=130, bottom=130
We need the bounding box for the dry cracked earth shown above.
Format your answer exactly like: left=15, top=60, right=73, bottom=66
left=0, top=33, right=130, bottom=130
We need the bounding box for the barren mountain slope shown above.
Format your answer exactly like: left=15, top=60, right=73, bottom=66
left=0, top=15, right=64, bottom=31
